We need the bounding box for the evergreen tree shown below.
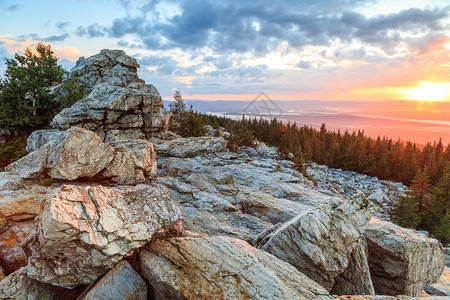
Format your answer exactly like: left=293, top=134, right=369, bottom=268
left=0, top=43, right=66, bottom=134
left=168, top=90, right=207, bottom=137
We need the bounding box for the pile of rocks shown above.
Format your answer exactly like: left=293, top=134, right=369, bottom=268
left=307, top=162, right=408, bottom=220
left=0, top=50, right=446, bottom=299
left=40, top=49, right=171, bottom=143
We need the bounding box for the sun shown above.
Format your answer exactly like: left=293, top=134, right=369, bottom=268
left=406, top=82, right=448, bottom=101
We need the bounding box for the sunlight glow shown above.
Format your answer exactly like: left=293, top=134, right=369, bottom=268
left=406, top=82, right=448, bottom=101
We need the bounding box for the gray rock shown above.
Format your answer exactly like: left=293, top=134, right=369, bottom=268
left=140, top=235, right=331, bottom=299
left=256, top=193, right=377, bottom=291
left=364, top=218, right=445, bottom=296
left=26, top=184, right=182, bottom=288
left=330, top=237, right=375, bottom=296
left=46, top=49, right=170, bottom=142
left=79, top=261, right=147, bottom=300
left=6, top=142, right=55, bottom=179
left=26, top=129, right=67, bottom=152
left=0, top=267, right=55, bottom=300
left=151, top=136, right=227, bottom=157
left=8, top=128, right=153, bottom=185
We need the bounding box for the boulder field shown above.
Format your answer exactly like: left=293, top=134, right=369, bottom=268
left=0, top=50, right=446, bottom=299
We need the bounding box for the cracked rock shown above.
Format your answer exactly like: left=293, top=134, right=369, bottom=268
left=140, top=235, right=331, bottom=299
left=26, top=184, right=181, bottom=288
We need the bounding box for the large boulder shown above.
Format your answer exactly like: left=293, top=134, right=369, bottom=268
left=7, top=128, right=156, bottom=185
left=140, top=234, right=331, bottom=299
left=255, top=193, right=378, bottom=291
left=0, top=172, right=52, bottom=220
left=7, top=127, right=114, bottom=180
left=364, top=218, right=445, bottom=296
left=26, top=184, right=182, bottom=288
left=47, top=49, right=170, bottom=142
left=79, top=261, right=147, bottom=300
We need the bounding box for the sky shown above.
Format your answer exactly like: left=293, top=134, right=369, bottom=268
left=0, top=0, right=449, bottom=101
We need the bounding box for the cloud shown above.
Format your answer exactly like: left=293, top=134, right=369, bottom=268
left=3, top=3, right=20, bottom=11
left=101, top=0, right=449, bottom=58
left=75, top=23, right=107, bottom=38
left=56, top=21, right=71, bottom=31
left=75, top=23, right=106, bottom=38
left=297, top=61, right=312, bottom=69
left=138, top=55, right=180, bottom=75
left=43, top=33, right=69, bottom=42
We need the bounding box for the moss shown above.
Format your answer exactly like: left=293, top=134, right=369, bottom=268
left=37, top=178, right=54, bottom=186
left=185, top=151, right=204, bottom=158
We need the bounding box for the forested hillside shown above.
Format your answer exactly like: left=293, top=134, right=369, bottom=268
left=197, top=113, right=450, bottom=243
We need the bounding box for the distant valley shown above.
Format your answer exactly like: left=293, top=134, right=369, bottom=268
left=164, top=99, right=450, bottom=145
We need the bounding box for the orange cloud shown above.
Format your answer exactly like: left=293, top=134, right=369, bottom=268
left=0, top=36, right=81, bottom=61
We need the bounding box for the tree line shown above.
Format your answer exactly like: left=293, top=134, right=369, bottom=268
left=170, top=104, right=449, bottom=244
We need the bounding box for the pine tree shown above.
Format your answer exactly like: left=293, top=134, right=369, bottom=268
left=0, top=43, right=66, bottom=134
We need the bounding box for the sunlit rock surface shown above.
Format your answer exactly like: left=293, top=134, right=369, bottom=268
left=140, top=234, right=331, bottom=299
left=255, top=193, right=377, bottom=291
left=364, top=218, right=444, bottom=296
left=26, top=184, right=181, bottom=288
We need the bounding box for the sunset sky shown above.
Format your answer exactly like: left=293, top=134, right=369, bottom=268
left=0, top=0, right=449, bottom=101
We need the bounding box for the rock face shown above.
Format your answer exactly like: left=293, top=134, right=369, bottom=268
left=151, top=136, right=227, bottom=157
left=255, top=193, right=378, bottom=291
left=0, top=267, right=55, bottom=300
left=424, top=266, right=450, bottom=296
left=0, top=220, right=36, bottom=275
left=49, top=49, right=170, bottom=142
left=140, top=235, right=331, bottom=299
left=330, top=237, right=375, bottom=296
left=7, top=127, right=156, bottom=185
left=79, top=261, right=147, bottom=300
left=364, top=218, right=445, bottom=296
left=26, top=184, right=182, bottom=288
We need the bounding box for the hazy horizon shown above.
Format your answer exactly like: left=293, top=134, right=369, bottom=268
left=164, top=99, right=450, bottom=145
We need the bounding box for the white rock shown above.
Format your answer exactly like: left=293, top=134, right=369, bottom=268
left=364, top=218, right=445, bottom=296
left=26, top=184, right=182, bottom=288
left=140, top=235, right=331, bottom=299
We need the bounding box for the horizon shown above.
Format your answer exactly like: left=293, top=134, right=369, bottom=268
left=164, top=99, right=450, bottom=145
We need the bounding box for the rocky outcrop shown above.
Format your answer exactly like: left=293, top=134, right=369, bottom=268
left=48, top=49, right=170, bottom=142
left=255, top=193, right=377, bottom=291
left=26, top=184, right=181, bottom=288
left=7, top=127, right=156, bottom=185
left=140, top=234, right=331, bottom=299
left=151, top=136, right=227, bottom=157
left=79, top=261, right=147, bottom=300
left=364, top=218, right=444, bottom=296
left=307, top=163, right=407, bottom=221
